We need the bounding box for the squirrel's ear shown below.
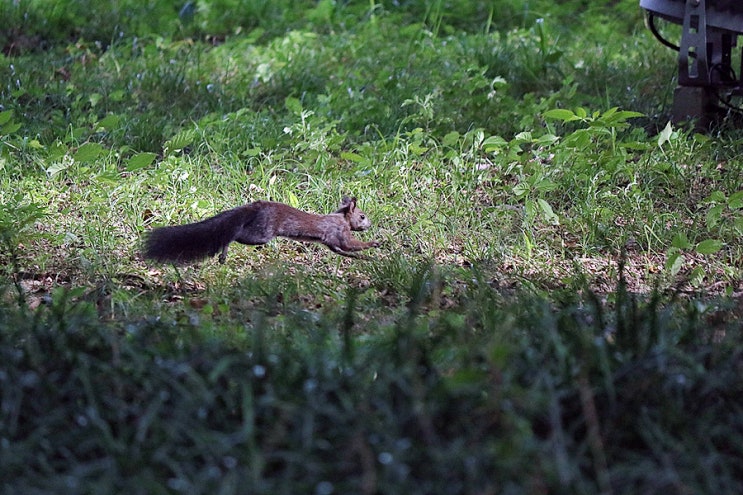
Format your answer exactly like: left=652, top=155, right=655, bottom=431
left=338, top=196, right=356, bottom=212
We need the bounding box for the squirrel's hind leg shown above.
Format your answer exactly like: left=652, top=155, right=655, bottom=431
left=233, top=229, right=274, bottom=246
left=220, top=233, right=273, bottom=263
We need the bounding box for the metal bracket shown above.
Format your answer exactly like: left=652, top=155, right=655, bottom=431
left=679, top=0, right=709, bottom=85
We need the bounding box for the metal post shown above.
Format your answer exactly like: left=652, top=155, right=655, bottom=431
left=679, top=0, right=709, bottom=85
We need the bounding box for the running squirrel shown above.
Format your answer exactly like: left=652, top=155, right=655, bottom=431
left=143, top=196, right=380, bottom=264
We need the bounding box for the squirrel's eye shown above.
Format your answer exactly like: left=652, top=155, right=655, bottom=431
left=360, top=215, right=366, bottom=220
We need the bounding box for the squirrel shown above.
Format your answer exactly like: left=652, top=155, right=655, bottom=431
left=143, top=196, right=380, bottom=264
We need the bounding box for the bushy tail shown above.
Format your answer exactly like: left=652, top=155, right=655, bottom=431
left=143, top=208, right=248, bottom=264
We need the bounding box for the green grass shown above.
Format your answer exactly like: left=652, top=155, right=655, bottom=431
left=2, top=267, right=742, bottom=494
left=2, top=0, right=743, bottom=493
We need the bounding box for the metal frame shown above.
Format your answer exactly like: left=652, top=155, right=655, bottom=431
left=641, top=0, right=743, bottom=126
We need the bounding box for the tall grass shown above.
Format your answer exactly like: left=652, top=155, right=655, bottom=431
left=1, top=268, right=741, bottom=494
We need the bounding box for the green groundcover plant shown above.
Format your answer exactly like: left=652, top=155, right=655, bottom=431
left=1, top=0, right=743, bottom=493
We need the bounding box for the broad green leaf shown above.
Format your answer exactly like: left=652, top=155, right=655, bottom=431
left=707, top=190, right=726, bottom=203
left=46, top=160, right=71, bottom=177
left=695, top=239, right=724, bottom=255
left=544, top=50, right=563, bottom=64
left=0, top=110, right=12, bottom=126
left=47, top=141, right=66, bottom=161
left=665, top=251, right=684, bottom=277
left=690, top=266, right=705, bottom=287
left=126, top=152, right=157, bottom=171
left=442, top=131, right=460, bottom=147
left=536, top=133, right=559, bottom=146
left=734, top=217, right=743, bottom=236
left=285, top=96, right=302, bottom=115
left=563, top=129, right=591, bottom=149
left=602, top=107, right=618, bottom=117
left=657, top=121, right=673, bottom=147
left=600, top=108, right=643, bottom=125
left=409, top=143, right=427, bottom=155
left=340, top=151, right=364, bottom=163
left=165, top=129, right=195, bottom=154
left=89, top=93, right=102, bottom=108
left=727, top=191, right=743, bottom=209
left=512, top=182, right=530, bottom=199
left=535, top=179, right=558, bottom=193
left=524, top=200, right=537, bottom=221
left=482, top=135, right=507, bottom=151
left=2, top=122, right=21, bottom=134
left=97, top=114, right=121, bottom=131
left=620, top=141, right=652, bottom=151
left=287, top=191, right=299, bottom=208
left=671, top=232, right=691, bottom=250
left=705, top=204, right=723, bottom=228
left=445, top=368, right=487, bottom=391
left=537, top=198, right=553, bottom=215
left=614, top=110, right=643, bottom=120
left=73, top=142, right=103, bottom=163
left=307, top=0, right=334, bottom=22
left=470, top=129, right=485, bottom=148
left=96, top=170, right=120, bottom=183
left=537, top=198, right=559, bottom=224
left=109, top=89, right=126, bottom=102
left=543, top=109, right=578, bottom=122
left=71, top=126, right=87, bottom=140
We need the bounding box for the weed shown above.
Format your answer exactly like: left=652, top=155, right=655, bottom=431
left=1, top=1, right=743, bottom=492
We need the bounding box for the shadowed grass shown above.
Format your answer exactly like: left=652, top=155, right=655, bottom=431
left=1, top=268, right=741, bottom=494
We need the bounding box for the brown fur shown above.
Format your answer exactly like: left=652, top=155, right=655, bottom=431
left=143, top=196, right=379, bottom=264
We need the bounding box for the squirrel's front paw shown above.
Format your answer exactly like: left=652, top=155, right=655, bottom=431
left=370, top=241, right=381, bottom=248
